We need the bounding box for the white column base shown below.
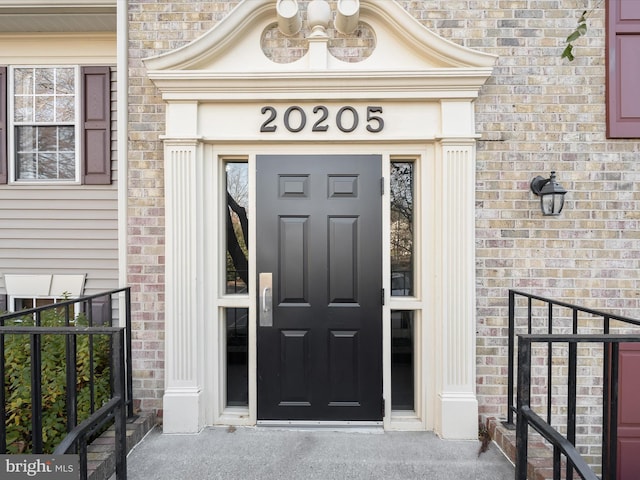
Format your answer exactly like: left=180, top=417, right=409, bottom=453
left=162, top=387, right=204, bottom=434
left=437, top=392, right=479, bottom=439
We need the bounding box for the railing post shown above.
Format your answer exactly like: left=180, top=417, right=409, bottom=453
left=516, top=335, right=532, bottom=480
left=566, top=308, right=578, bottom=480
left=65, top=332, right=78, bottom=441
left=113, top=329, right=128, bottom=479
left=547, top=302, right=553, bottom=425
left=506, top=289, right=516, bottom=426
left=125, top=287, right=134, bottom=418
left=606, top=341, right=620, bottom=480
left=602, top=316, right=611, bottom=479
left=30, top=333, right=43, bottom=453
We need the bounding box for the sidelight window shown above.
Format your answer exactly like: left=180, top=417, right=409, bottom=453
left=225, top=308, right=248, bottom=407
left=225, top=162, right=249, bottom=294
left=391, top=310, right=415, bottom=410
left=390, top=161, right=413, bottom=296
left=388, top=158, right=421, bottom=423
left=221, top=160, right=250, bottom=415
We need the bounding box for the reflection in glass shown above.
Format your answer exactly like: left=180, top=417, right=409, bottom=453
left=391, top=310, right=414, bottom=410
left=35, top=68, right=54, bottom=94
left=15, top=126, right=75, bottom=180
left=16, top=127, right=36, bottom=151
left=226, top=308, right=248, bottom=407
left=56, top=68, right=75, bottom=95
left=16, top=153, right=36, bottom=179
left=14, top=96, right=33, bottom=122
left=390, top=162, right=414, bottom=296
left=14, top=68, right=33, bottom=96
left=35, top=96, right=54, bottom=122
left=13, top=67, right=77, bottom=181
left=225, top=162, right=249, bottom=294
left=57, top=96, right=75, bottom=123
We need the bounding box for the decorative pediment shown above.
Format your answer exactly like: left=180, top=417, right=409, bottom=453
left=144, top=0, right=496, bottom=101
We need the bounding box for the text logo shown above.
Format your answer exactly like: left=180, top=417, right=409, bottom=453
left=0, top=455, right=79, bottom=479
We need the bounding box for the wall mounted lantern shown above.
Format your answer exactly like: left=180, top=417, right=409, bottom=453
left=530, top=171, right=567, bottom=216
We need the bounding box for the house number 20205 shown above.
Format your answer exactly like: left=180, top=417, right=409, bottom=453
left=260, top=106, right=384, bottom=133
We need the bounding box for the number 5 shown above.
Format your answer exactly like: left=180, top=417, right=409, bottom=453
left=366, top=106, right=384, bottom=133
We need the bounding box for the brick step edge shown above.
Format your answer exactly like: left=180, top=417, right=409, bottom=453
left=86, top=411, right=156, bottom=480
left=483, top=415, right=559, bottom=480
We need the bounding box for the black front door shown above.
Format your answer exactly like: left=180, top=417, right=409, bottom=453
left=256, top=154, right=382, bottom=421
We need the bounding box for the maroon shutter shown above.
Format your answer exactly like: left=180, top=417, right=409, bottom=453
left=0, top=66, right=7, bottom=184
left=607, top=0, right=640, bottom=138
left=82, top=66, right=111, bottom=184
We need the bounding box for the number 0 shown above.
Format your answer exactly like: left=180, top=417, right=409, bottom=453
left=284, top=106, right=306, bottom=133
left=336, top=106, right=359, bottom=133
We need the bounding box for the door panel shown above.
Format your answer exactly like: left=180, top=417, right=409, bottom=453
left=279, top=330, right=310, bottom=405
left=328, top=216, right=358, bottom=303
left=279, top=217, right=308, bottom=303
left=257, top=154, right=382, bottom=421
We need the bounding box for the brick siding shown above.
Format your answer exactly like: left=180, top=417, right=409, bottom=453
left=127, top=1, right=640, bottom=448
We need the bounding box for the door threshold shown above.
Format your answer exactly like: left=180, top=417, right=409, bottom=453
left=257, top=420, right=384, bottom=433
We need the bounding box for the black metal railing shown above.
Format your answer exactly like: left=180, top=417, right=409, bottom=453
left=1, top=288, right=133, bottom=479
left=0, top=325, right=127, bottom=480
left=516, top=334, right=640, bottom=480
left=506, top=289, right=640, bottom=428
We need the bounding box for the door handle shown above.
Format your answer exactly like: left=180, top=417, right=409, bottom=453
left=259, top=272, right=273, bottom=327
left=262, top=286, right=271, bottom=313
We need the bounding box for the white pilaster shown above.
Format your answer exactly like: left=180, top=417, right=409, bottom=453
left=434, top=98, right=479, bottom=439
left=435, top=139, right=478, bottom=439
left=162, top=138, right=205, bottom=434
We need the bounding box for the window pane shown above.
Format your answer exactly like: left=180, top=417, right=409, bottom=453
left=390, top=162, right=414, bottom=296
left=58, top=153, right=76, bottom=179
left=58, top=126, right=75, bottom=150
left=37, top=153, right=58, bottom=179
left=226, top=308, right=248, bottom=407
left=14, top=298, right=36, bottom=311
left=35, top=95, right=54, bottom=122
left=56, top=96, right=75, bottom=122
left=35, top=68, right=54, bottom=95
left=16, top=153, right=36, bottom=179
left=16, top=127, right=36, bottom=151
left=37, top=125, right=57, bottom=151
left=56, top=68, right=75, bottom=95
left=14, top=95, right=33, bottom=122
left=391, top=310, right=414, bottom=410
left=15, top=126, right=75, bottom=180
left=225, top=162, right=249, bottom=294
left=14, top=68, right=34, bottom=95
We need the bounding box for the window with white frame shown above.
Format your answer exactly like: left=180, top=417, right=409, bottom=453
left=0, top=65, right=112, bottom=185
left=389, top=159, right=420, bottom=416
left=223, top=160, right=250, bottom=410
left=11, top=66, right=79, bottom=181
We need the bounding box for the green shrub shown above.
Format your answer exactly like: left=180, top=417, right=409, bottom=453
left=3, top=308, right=111, bottom=453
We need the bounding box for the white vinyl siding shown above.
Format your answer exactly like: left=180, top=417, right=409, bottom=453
left=0, top=187, right=118, bottom=295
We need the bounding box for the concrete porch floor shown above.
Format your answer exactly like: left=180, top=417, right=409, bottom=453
left=120, top=425, right=515, bottom=480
